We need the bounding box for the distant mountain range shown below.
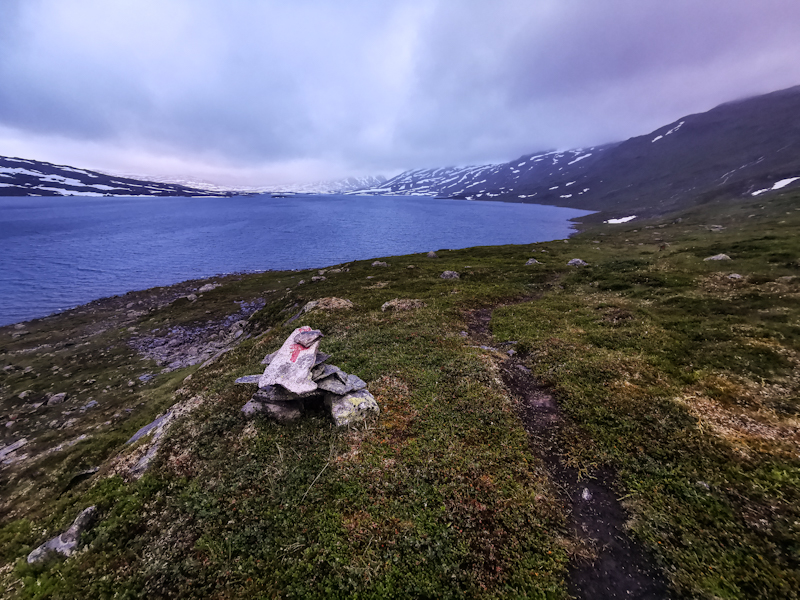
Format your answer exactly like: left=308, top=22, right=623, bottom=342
left=2, top=85, right=799, bottom=217
left=351, top=85, right=800, bottom=218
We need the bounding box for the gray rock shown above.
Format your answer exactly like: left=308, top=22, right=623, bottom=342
left=27, top=506, right=97, bottom=564
left=311, top=276, right=326, bottom=282
left=47, top=392, right=68, bottom=406
left=727, top=273, right=743, bottom=280
left=525, top=258, right=541, bottom=265
left=0, top=438, right=28, bottom=460
left=294, top=329, right=323, bottom=348
left=317, top=375, right=349, bottom=395
left=241, top=398, right=303, bottom=423
left=198, top=283, right=220, bottom=293
left=80, top=400, right=99, bottom=411
left=568, top=258, right=588, bottom=266
left=372, top=261, right=389, bottom=267
left=260, top=352, right=276, bottom=365
left=703, top=253, right=731, bottom=261
left=258, top=326, right=321, bottom=394
left=325, top=390, right=380, bottom=427
left=235, top=375, right=262, bottom=384
left=581, top=488, right=592, bottom=501
left=126, top=412, right=172, bottom=444
left=311, top=363, right=346, bottom=383
left=426, top=251, right=438, bottom=258
left=252, top=385, right=318, bottom=403
left=440, top=271, right=460, bottom=279
left=346, top=373, right=367, bottom=392
left=186, top=294, right=198, bottom=302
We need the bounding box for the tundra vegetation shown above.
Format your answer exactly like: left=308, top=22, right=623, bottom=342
left=1, top=189, right=798, bottom=599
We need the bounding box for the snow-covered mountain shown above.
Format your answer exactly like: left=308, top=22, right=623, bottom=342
left=352, top=85, right=800, bottom=217
left=0, top=156, right=238, bottom=197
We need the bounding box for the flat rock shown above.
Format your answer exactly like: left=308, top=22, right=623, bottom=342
left=252, top=385, right=319, bottom=403
left=27, top=506, right=97, bottom=563
left=440, top=271, right=460, bottom=279
left=0, top=438, right=28, bottom=460
left=258, top=326, right=320, bottom=394
left=235, top=375, right=262, bottom=384
left=381, top=298, right=426, bottom=312
left=325, top=390, right=380, bottom=427
left=704, top=253, right=731, bottom=261
left=312, top=363, right=347, bottom=383
left=294, top=329, right=323, bottom=348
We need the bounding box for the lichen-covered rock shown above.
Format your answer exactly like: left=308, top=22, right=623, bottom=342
left=325, top=389, right=380, bottom=427
left=440, top=271, right=460, bottom=279
left=27, top=506, right=97, bottom=563
left=241, top=399, right=303, bottom=423
left=704, top=253, right=732, bottom=261
left=302, top=297, right=353, bottom=313
left=381, top=298, right=427, bottom=312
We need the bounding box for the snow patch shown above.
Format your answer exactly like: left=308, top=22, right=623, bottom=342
left=604, top=215, right=637, bottom=224
left=567, top=153, right=592, bottom=165
left=752, top=176, right=800, bottom=196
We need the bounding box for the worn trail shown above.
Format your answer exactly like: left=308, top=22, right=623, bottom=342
left=467, top=306, right=670, bottom=599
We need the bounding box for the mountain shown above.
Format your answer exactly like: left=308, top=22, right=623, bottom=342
left=352, top=85, right=800, bottom=218
left=0, top=156, right=240, bottom=197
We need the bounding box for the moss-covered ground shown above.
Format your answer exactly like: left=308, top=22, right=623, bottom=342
left=1, top=189, right=798, bottom=598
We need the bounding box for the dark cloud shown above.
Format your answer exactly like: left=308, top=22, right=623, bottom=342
left=1, top=0, right=799, bottom=184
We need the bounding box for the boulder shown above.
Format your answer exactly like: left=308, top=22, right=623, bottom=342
left=311, top=276, right=326, bottom=282
left=440, top=271, right=460, bottom=279
left=426, top=251, right=438, bottom=258
left=525, top=258, right=541, bottom=265
left=258, top=326, right=320, bottom=394
left=704, top=254, right=731, bottom=261
left=372, top=261, right=389, bottom=267
left=325, top=390, right=380, bottom=427
left=27, top=506, right=97, bottom=563
left=381, top=298, right=427, bottom=312
left=568, top=258, right=588, bottom=266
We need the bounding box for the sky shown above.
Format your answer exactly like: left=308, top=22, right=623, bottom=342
left=1, top=0, right=800, bottom=187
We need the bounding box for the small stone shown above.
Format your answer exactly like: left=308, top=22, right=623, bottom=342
left=47, top=392, right=68, bottom=406
left=372, top=261, right=389, bottom=267
left=0, top=438, right=28, bottom=460
left=525, top=258, right=540, bottom=265
left=727, top=273, right=743, bottom=280
left=198, top=283, right=220, bottom=293
left=568, top=259, right=588, bottom=266
left=186, top=294, right=198, bottom=302
left=581, top=488, right=592, bottom=501
left=80, top=400, right=99, bottom=411
left=703, top=254, right=731, bottom=261
left=311, top=276, right=326, bottom=282
left=18, top=390, right=31, bottom=399
left=325, top=389, right=379, bottom=427
left=297, top=280, right=306, bottom=285
left=440, top=271, right=460, bottom=279
left=426, top=251, right=438, bottom=258
left=407, top=265, right=416, bottom=269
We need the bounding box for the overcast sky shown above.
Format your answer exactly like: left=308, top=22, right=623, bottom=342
left=1, top=0, right=800, bottom=186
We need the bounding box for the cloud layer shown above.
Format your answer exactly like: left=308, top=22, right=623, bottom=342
left=2, top=0, right=800, bottom=185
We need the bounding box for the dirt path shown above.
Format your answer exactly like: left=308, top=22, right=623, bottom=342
left=467, top=307, right=670, bottom=599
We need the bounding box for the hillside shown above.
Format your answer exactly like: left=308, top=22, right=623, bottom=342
left=354, top=85, right=800, bottom=219
left=0, top=156, right=241, bottom=198
left=1, top=188, right=798, bottom=598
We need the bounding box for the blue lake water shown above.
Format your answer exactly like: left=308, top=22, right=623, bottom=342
left=0, top=194, right=593, bottom=325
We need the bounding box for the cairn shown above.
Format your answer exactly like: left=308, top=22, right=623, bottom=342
left=236, top=326, right=379, bottom=427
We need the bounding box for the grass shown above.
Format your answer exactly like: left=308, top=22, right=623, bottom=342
left=0, top=189, right=798, bottom=598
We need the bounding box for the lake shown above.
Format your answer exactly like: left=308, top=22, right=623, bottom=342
left=0, top=194, right=593, bottom=325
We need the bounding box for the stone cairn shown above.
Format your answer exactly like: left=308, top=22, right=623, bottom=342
left=235, top=326, right=379, bottom=427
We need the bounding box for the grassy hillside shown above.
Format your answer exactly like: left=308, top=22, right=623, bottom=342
left=1, top=190, right=798, bottom=599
